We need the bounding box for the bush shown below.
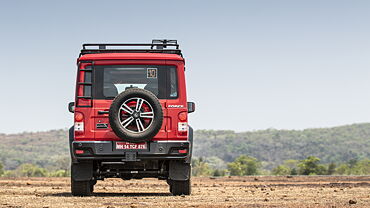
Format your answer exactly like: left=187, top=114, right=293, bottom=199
left=213, top=169, right=228, bottom=177
left=13, top=164, right=47, bottom=177
left=192, top=158, right=213, bottom=176
left=48, top=170, right=69, bottom=177
left=335, top=158, right=370, bottom=175
left=227, top=155, right=260, bottom=176
left=298, top=156, right=326, bottom=175
left=0, top=162, right=4, bottom=176
left=272, top=165, right=290, bottom=175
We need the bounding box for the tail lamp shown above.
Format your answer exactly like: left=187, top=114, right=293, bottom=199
left=178, top=112, right=187, bottom=121
left=75, top=112, right=84, bottom=121
left=74, top=112, right=84, bottom=135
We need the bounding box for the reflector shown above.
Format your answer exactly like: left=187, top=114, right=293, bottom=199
left=178, top=149, right=187, bottom=154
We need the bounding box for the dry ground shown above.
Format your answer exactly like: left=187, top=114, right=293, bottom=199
left=0, top=176, right=369, bottom=208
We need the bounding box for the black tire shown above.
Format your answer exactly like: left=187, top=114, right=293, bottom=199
left=109, top=88, right=163, bottom=143
left=169, top=179, right=191, bottom=196
left=89, top=184, right=94, bottom=193
left=90, top=180, right=96, bottom=193
left=71, top=178, right=92, bottom=196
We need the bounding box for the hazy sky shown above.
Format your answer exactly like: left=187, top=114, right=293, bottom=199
left=0, top=0, right=370, bottom=133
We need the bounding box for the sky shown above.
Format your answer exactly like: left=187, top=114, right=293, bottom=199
left=0, top=0, right=370, bottom=134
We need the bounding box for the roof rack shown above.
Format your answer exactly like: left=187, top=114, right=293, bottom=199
left=80, top=39, right=182, bottom=57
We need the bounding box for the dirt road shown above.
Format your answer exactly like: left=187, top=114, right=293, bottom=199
left=0, top=176, right=369, bottom=207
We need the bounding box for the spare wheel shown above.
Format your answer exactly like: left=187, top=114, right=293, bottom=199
left=109, top=88, right=163, bottom=143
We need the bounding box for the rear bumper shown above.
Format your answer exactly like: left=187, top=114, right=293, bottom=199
left=72, top=140, right=190, bottom=161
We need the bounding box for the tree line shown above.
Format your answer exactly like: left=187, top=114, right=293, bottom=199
left=0, top=155, right=368, bottom=177
left=0, top=163, right=69, bottom=177
left=193, top=123, right=370, bottom=169
left=0, top=156, right=70, bottom=177
left=1, top=124, right=370, bottom=176
left=192, top=155, right=370, bottom=177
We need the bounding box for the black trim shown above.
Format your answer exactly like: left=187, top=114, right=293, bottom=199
left=98, top=110, right=109, bottom=115
left=166, top=65, right=179, bottom=99
left=72, top=141, right=190, bottom=161
left=79, top=40, right=182, bottom=57
left=75, top=62, right=94, bottom=108
left=92, top=65, right=170, bottom=100
left=78, top=82, right=92, bottom=85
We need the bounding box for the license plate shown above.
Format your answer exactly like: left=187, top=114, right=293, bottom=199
left=116, top=142, right=147, bottom=150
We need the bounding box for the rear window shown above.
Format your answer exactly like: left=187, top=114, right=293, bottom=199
left=92, top=65, right=178, bottom=99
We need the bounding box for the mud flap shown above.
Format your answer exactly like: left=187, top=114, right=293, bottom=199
left=185, top=126, right=194, bottom=163
left=69, top=126, right=76, bottom=163
left=169, top=161, right=190, bottom=181
left=71, top=162, right=93, bottom=181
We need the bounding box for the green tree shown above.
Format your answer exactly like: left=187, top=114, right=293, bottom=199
left=213, top=169, right=227, bottom=177
left=351, top=159, right=370, bottom=175
left=0, top=162, right=4, bottom=176
left=298, top=156, right=326, bottom=175
left=334, top=159, right=370, bottom=175
left=272, top=165, right=290, bottom=175
left=335, top=164, right=350, bottom=175
left=227, top=155, right=260, bottom=176
left=290, top=168, right=298, bottom=175
left=192, top=158, right=213, bottom=176
left=327, top=163, right=336, bottom=175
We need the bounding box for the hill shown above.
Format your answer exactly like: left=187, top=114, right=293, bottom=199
left=193, top=123, right=370, bottom=169
left=0, top=129, right=69, bottom=170
left=1, top=123, right=369, bottom=170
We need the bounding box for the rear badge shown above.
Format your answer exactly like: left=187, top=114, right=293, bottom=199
left=96, top=123, right=109, bottom=129
left=168, top=105, right=184, bottom=108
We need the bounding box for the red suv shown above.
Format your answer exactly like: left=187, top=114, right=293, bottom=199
left=68, top=40, right=195, bottom=196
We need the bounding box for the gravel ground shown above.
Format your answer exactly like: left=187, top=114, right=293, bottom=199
left=0, top=176, right=369, bottom=208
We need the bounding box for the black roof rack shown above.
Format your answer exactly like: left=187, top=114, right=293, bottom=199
left=80, top=39, right=182, bottom=57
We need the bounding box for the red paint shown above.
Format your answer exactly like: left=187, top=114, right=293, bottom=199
left=73, top=53, right=189, bottom=142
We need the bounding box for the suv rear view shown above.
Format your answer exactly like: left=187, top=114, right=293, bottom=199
left=68, top=40, right=195, bottom=196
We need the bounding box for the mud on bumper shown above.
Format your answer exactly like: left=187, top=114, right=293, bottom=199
left=71, top=141, right=190, bottom=162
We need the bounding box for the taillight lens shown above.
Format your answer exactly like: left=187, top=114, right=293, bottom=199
left=178, top=112, right=187, bottom=121
left=74, top=112, right=84, bottom=122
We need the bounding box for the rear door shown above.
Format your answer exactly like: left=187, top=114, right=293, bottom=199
left=91, top=60, right=168, bottom=141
